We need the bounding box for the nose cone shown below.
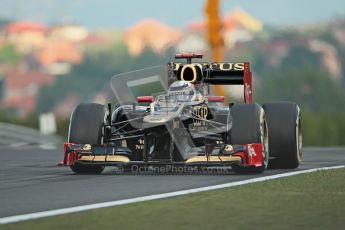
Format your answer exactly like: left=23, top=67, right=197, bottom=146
left=143, top=114, right=169, bottom=124
left=142, top=114, right=172, bottom=130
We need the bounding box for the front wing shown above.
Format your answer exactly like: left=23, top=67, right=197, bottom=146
left=63, top=143, right=263, bottom=168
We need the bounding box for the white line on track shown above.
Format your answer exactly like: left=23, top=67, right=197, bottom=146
left=1, top=165, right=344, bottom=225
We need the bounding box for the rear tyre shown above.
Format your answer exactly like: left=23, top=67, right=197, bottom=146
left=263, top=102, right=302, bottom=169
left=68, top=103, right=106, bottom=174
left=228, top=103, right=269, bottom=174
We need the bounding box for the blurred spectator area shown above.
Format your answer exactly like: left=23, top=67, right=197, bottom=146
left=2, top=21, right=86, bottom=74
left=0, top=11, right=344, bottom=118
left=0, top=20, right=95, bottom=115
left=2, top=65, right=54, bottom=116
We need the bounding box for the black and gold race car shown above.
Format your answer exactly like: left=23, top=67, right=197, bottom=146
left=63, top=53, right=302, bottom=174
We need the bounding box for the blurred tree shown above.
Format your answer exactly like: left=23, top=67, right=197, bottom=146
left=0, top=111, right=38, bottom=129
left=0, top=44, right=22, bottom=65
left=37, top=43, right=174, bottom=113
left=256, top=68, right=345, bottom=113
left=317, top=32, right=345, bottom=84
left=0, top=18, right=11, bottom=29
left=281, top=45, right=322, bottom=70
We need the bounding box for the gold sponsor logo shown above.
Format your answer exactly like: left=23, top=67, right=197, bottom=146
left=225, top=145, right=233, bottom=152
left=186, top=155, right=241, bottom=163
left=135, top=139, right=145, bottom=150
left=193, top=106, right=208, bottom=127
left=83, top=144, right=91, bottom=151
left=234, top=62, right=245, bottom=70
left=180, top=64, right=198, bottom=83
left=249, top=146, right=257, bottom=156
left=173, top=119, right=179, bottom=129
left=173, top=62, right=244, bottom=71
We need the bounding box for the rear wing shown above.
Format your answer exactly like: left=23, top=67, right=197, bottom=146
left=168, top=61, right=253, bottom=103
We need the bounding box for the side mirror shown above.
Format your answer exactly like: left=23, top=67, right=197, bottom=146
left=137, top=96, right=153, bottom=103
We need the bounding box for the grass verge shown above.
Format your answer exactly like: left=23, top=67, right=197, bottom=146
left=2, top=168, right=345, bottom=230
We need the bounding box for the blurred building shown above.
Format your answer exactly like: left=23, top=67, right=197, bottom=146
left=2, top=65, right=54, bottom=115
left=126, top=19, right=182, bottom=56
left=4, top=21, right=48, bottom=53
left=50, top=25, right=89, bottom=43
left=53, top=93, right=80, bottom=117
left=175, top=33, right=207, bottom=53
left=0, top=20, right=93, bottom=115
left=223, top=9, right=263, bottom=48
left=35, top=40, right=83, bottom=75
left=184, top=9, right=263, bottom=50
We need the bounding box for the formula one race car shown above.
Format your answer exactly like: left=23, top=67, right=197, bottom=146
left=62, top=53, right=302, bottom=174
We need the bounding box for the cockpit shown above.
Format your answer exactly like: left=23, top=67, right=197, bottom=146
left=167, top=81, right=197, bottom=102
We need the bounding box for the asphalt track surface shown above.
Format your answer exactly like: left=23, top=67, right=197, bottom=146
left=1, top=146, right=344, bottom=218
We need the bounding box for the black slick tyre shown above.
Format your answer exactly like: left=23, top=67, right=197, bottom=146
left=228, top=103, right=269, bottom=174
left=263, top=102, right=302, bottom=169
left=68, top=103, right=106, bottom=174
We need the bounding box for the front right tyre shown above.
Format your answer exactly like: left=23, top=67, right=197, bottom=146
left=228, top=103, right=269, bottom=174
left=68, top=103, right=106, bottom=174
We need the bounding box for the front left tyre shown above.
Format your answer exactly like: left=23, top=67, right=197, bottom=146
left=263, top=102, right=302, bottom=169
left=228, top=103, right=269, bottom=174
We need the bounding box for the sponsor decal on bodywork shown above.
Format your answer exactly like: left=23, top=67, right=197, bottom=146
left=173, top=62, right=245, bottom=71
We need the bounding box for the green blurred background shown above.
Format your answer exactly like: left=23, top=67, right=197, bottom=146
left=0, top=1, right=344, bottom=146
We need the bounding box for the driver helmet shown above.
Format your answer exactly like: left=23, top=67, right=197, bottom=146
left=168, top=81, right=196, bottom=101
